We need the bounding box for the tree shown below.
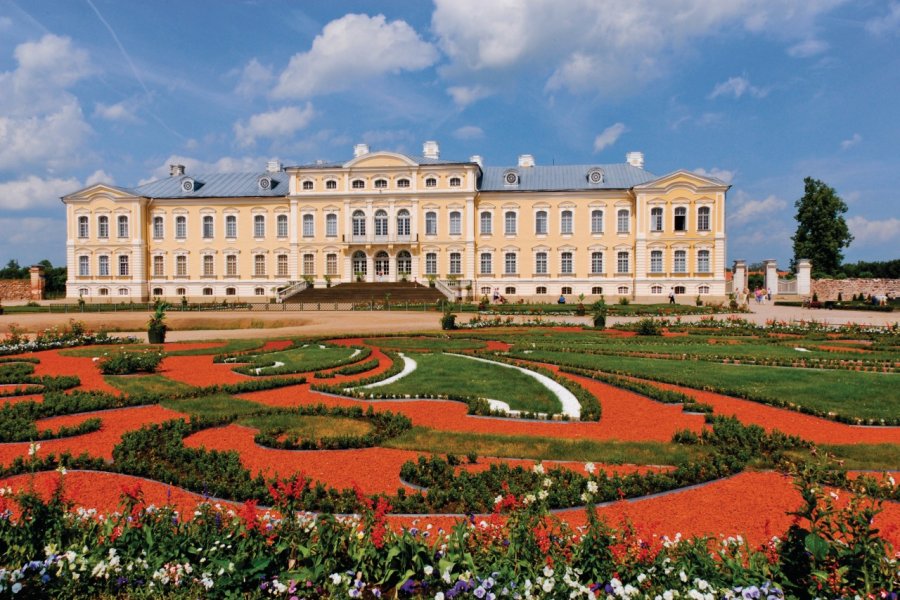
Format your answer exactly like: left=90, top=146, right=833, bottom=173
left=791, top=177, right=853, bottom=276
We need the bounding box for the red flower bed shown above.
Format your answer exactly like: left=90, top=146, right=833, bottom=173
left=27, top=349, right=120, bottom=395
left=161, top=342, right=224, bottom=352
left=457, top=459, right=672, bottom=477
left=158, top=354, right=249, bottom=386
left=260, top=339, right=293, bottom=352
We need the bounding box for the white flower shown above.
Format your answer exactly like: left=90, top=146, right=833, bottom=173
left=330, top=573, right=342, bottom=585
left=538, top=490, right=548, bottom=500
left=637, top=573, right=646, bottom=583
left=494, top=495, right=503, bottom=505
left=581, top=492, right=592, bottom=503
left=663, top=591, right=674, bottom=600
left=542, top=578, right=554, bottom=592
left=532, top=463, right=545, bottom=475
left=28, top=442, right=41, bottom=457
left=434, top=593, right=445, bottom=600
left=584, top=462, right=596, bottom=474
left=542, top=478, right=552, bottom=488
left=586, top=481, right=598, bottom=494
left=543, top=565, right=554, bottom=577
left=424, top=565, right=433, bottom=576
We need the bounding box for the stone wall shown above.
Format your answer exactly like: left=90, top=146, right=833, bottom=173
left=0, top=279, right=32, bottom=301
left=811, top=278, right=900, bottom=301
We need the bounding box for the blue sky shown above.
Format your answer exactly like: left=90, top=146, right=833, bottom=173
left=1, top=0, right=898, bottom=269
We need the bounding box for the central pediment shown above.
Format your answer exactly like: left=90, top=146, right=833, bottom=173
left=345, top=152, right=419, bottom=169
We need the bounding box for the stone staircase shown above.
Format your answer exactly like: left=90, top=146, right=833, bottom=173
left=284, top=281, right=447, bottom=304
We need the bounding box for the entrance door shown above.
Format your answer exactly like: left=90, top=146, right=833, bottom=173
left=397, top=250, right=411, bottom=279
left=374, top=251, right=390, bottom=282
left=352, top=251, right=367, bottom=281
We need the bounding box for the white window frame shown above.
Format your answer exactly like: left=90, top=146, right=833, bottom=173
left=278, top=254, right=290, bottom=277
left=591, top=251, right=603, bottom=274
left=616, top=209, right=630, bottom=234
left=254, top=254, right=266, bottom=276
left=254, top=215, right=266, bottom=238
left=78, top=216, right=89, bottom=238
left=535, top=210, right=548, bottom=235
left=225, top=215, right=237, bottom=238
left=560, top=210, right=573, bottom=235
left=697, top=249, right=711, bottom=273
left=176, top=255, right=188, bottom=277
left=651, top=207, right=663, bottom=232
left=280, top=214, right=291, bottom=238
left=97, top=216, right=109, bottom=239
left=449, top=252, right=462, bottom=275
left=479, top=252, right=492, bottom=274
left=449, top=211, right=462, bottom=235
left=301, top=214, right=313, bottom=238
left=697, top=207, right=711, bottom=231
left=504, top=252, right=517, bottom=275
left=225, top=254, right=238, bottom=277
left=616, top=251, right=630, bottom=274
left=590, top=210, right=603, bottom=234
left=425, top=252, right=437, bottom=275
left=118, top=254, right=130, bottom=276
left=504, top=211, right=517, bottom=235
left=326, top=213, right=338, bottom=237
left=78, top=255, right=89, bottom=276
left=650, top=250, right=663, bottom=273
left=202, top=215, right=214, bottom=239
left=560, top=251, right=573, bottom=275
left=152, top=255, right=164, bottom=277
left=175, top=216, right=187, bottom=239
left=117, top=215, right=129, bottom=239
left=425, top=211, right=437, bottom=236
left=535, top=251, right=548, bottom=275
left=673, top=249, right=687, bottom=273
left=203, top=254, right=215, bottom=276
left=480, top=211, right=492, bottom=235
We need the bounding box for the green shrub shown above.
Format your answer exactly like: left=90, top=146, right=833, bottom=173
left=635, top=317, right=663, bottom=336
left=441, top=311, right=457, bottom=330
left=98, top=349, right=165, bottom=375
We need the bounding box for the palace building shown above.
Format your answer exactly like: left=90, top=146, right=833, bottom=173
left=62, top=141, right=729, bottom=302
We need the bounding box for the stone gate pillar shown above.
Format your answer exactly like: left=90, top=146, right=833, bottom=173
left=29, top=266, right=45, bottom=301
left=764, top=259, right=778, bottom=295
left=797, top=259, right=811, bottom=296
left=732, top=260, right=747, bottom=294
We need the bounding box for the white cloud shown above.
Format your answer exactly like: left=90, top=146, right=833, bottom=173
left=235, top=58, right=274, bottom=97
left=0, top=101, right=92, bottom=171
left=447, top=85, right=492, bottom=107
left=840, top=133, right=862, bottom=150
left=0, top=217, right=66, bottom=260
left=432, top=0, right=842, bottom=96
left=728, top=193, right=787, bottom=226
left=693, top=167, right=736, bottom=183
left=85, top=169, right=114, bottom=186
left=847, top=216, right=900, bottom=245
left=787, top=38, right=829, bottom=57
left=865, top=2, right=900, bottom=35
left=709, top=76, right=768, bottom=99
left=593, top=123, right=627, bottom=152
left=273, top=14, right=438, bottom=99
left=0, top=174, right=83, bottom=210
left=93, top=101, right=138, bottom=122
left=453, top=125, right=485, bottom=140
left=234, top=104, right=315, bottom=146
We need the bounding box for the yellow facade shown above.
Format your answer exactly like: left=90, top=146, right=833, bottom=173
left=63, top=144, right=728, bottom=302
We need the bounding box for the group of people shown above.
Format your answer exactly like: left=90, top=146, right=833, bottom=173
left=740, top=287, right=771, bottom=305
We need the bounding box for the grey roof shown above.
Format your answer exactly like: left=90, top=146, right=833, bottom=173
left=133, top=172, right=289, bottom=199
left=480, top=164, right=657, bottom=192
left=291, top=153, right=469, bottom=169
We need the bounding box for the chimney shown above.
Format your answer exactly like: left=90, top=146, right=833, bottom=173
left=423, top=140, right=440, bottom=159
left=169, top=164, right=185, bottom=177
left=517, top=154, right=535, bottom=168
left=625, top=152, right=644, bottom=169
left=353, top=143, right=370, bottom=158
left=267, top=159, right=282, bottom=173
left=469, top=155, right=483, bottom=167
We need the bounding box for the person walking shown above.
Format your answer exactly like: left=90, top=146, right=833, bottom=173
left=668, top=288, right=676, bottom=305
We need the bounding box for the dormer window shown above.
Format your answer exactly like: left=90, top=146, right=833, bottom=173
left=181, top=178, right=195, bottom=193
left=397, top=178, right=410, bottom=188
left=351, top=179, right=365, bottom=189
left=425, top=177, right=437, bottom=188
left=258, top=175, right=273, bottom=191
left=374, top=178, right=387, bottom=189
left=503, top=170, right=519, bottom=186
left=587, top=168, right=605, bottom=184
left=302, top=180, right=313, bottom=190
left=326, top=180, right=337, bottom=190
left=449, top=177, right=461, bottom=187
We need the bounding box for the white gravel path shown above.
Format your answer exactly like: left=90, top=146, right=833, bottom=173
left=361, top=353, right=417, bottom=388
left=254, top=360, right=284, bottom=375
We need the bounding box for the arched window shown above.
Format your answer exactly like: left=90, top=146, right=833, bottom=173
left=397, top=250, right=412, bottom=275
left=202, top=255, right=214, bottom=276
left=479, top=252, right=492, bottom=274
left=590, top=210, right=603, bottom=234
left=98, top=255, right=110, bottom=276
left=535, top=252, right=548, bottom=274
left=651, top=285, right=663, bottom=294
left=616, top=251, right=630, bottom=273
left=425, top=177, right=437, bottom=188
left=254, top=215, right=265, bottom=238
left=374, top=209, right=388, bottom=237
left=326, top=253, right=338, bottom=275
left=278, top=254, right=289, bottom=277
left=78, top=288, right=89, bottom=297
left=225, top=215, right=237, bottom=238
left=560, top=210, right=573, bottom=234
left=280, top=214, right=291, bottom=237
left=698, top=285, right=710, bottom=295
left=352, top=251, right=367, bottom=276
left=325, top=180, right=337, bottom=190
left=118, top=288, right=129, bottom=296
left=505, top=286, right=516, bottom=295
left=78, top=216, right=89, bottom=238
left=152, top=287, right=163, bottom=296
left=302, top=254, right=314, bottom=276
left=97, top=215, right=109, bottom=238
left=302, top=180, right=313, bottom=190
left=301, top=214, right=313, bottom=238
left=617, top=286, right=629, bottom=295
left=425, top=211, right=437, bottom=235
left=616, top=209, right=629, bottom=234
left=117, top=215, right=129, bottom=238
left=504, top=211, right=517, bottom=235
left=254, top=254, right=266, bottom=276
left=78, top=255, right=89, bottom=276
left=202, top=287, right=213, bottom=296
left=175, top=255, right=187, bottom=277
left=449, top=252, right=462, bottom=275
left=674, top=285, right=686, bottom=295
left=651, top=207, right=663, bottom=232
left=591, top=252, right=603, bottom=274
left=325, top=213, right=338, bottom=237
left=118, top=255, right=129, bottom=276
left=536, top=286, right=547, bottom=295
left=374, top=178, right=387, bottom=189
left=226, top=287, right=237, bottom=296
left=674, top=207, right=687, bottom=231
left=98, top=287, right=109, bottom=296
left=591, top=286, right=603, bottom=295
left=449, top=177, right=461, bottom=187
left=352, top=210, right=366, bottom=237
left=480, top=211, right=492, bottom=235
left=697, top=206, right=711, bottom=231
left=226, top=255, right=237, bottom=276
left=176, top=287, right=186, bottom=296
left=175, top=215, right=186, bottom=238
left=673, top=250, right=687, bottom=273
left=504, top=252, right=517, bottom=274
left=202, top=215, right=214, bottom=239
left=560, top=251, right=573, bottom=274
left=425, top=252, right=437, bottom=275
left=650, top=250, right=663, bottom=273
left=397, top=178, right=410, bottom=188
left=449, top=211, right=461, bottom=235
left=697, top=249, right=711, bottom=273
left=351, top=179, right=365, bottom=189
left=374, top=250, right=389, bottom=277
left=535, top=210, right=548, bottom=235
left=396, top=209, right=410, bottom=237
left=561, top=286, right=573, bottom=295
left=254, top=287, right=265, bottom=296
left=152, top=216, right=163, bottom=239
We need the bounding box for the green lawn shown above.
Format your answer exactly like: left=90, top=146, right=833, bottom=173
left=61, top=338, right=267, bottom=358
left=363, top=336, right=486, bottom=352
left=235, top=344, right=358, bottom=375
left=816, top=444, right=900, bottom=471
left=513, top=349, right=899, bottom=421
left=105, top=374, right=194, bottom=396
left=160, top=393, right=269, bottom=418
left=384, top=427, right=700, bottom=465
left=361, top=352, right=562, bottom=414
left=240, top=413, right=373, bottom=439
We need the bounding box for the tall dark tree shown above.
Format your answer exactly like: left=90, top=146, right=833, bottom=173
left=791, top=177, right=853, bottom=275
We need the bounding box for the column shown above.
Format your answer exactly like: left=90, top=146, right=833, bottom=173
left=797, top=259, right=811, bottom=296
left=764, top=259, right=778, bottom=295
left=464, top=196, right=476, bottom=279
left=732, top=260, right=747, bottom=295
left=289, top=199, right=299, bottom=279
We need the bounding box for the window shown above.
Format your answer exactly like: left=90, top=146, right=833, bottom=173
left=351, top=179, right=365, bottom=189
left=98, top=288, right=109, bottom=296
left=203, top=287, right=213, bottom=296
left=78, top=255, right=89, bottom=276
left=535, top=252, right=547, bottom=274
left=480, top=252, right=492, bottom=274
left=254, top=215, right=265, bottom=238
left=326, top=253, right=337, bottom=276
left=560, top=251, right=574, bottom=274
left=152, top=216, right=163, bottom=239
left=176, top=287, right=186, bottom=296
left=226, top=215, right=237, bottom=238
left=374, top=178, right=387, bottom=189
left=560, top=210, right=573, bottom=235
left=651, top=207, right=663, bottom=232
left=97, top=216, right=109, bottom=238
left=425, top=177, right=437, bottom=188
left=302, top=180, right=313, bottom=190
left=591, top=286, right=603, bottom=295
left=302, top=253, right=314, bottom=275
left=481, top=286, right=491, bottom=295
left=396, top=209, right=410, bottom=237
left=326, top=180, right=337, bottom=190
left=561, top=286, right=573, bottom=295
left=698, top=285, right=710, bottom=295
left=226, top=287, right=236, bottom=296
left=397, top=178, right=410, bottom=188
left=278, top=254, right=289, bottom=277
left=117, top=215, right=129, bottom=238
left=78, top=216, right=89, bottom=238
left=504, top=252, right=517, bottom=274
left=99, top=255, right=110, bottom=276
left=591, top=252, right=603, bottom=274
left=505, top=287, right=516, bottom=295
left=425, top=212, right=437, bottom=236
left=226, top=255, right=237, bottom=276
left=616, top=251, right=629, bottom=273
left=397, top=250, right=411, bottom=275
left=352, top=210, right=366, bottom=236
left=651, top=285, right=663, bottom=294
left=449, top=177, right=461, bottom=187
left=326, top=213, right=338, bottom=237
left=616, top=209, right=629, bottom=234
left=650, top=250, right=663, bottom=273
left=254, top=287, right=265, bottom=296
left=152, top=255, right=163, bottom=277
left=674, top=207, right=687, bottom=231
left=535, top=210, right=548, bottom=235
left=280, top=214, right=291, bottom=238
left=449, top=211, right=461, bottom=235
left=352, top=251, right=367, bottom=276
left=590, top=210, right=603, bottom=234
left=118, top=255, right=129, bottom=276
left=203, top=255, right=214, bottom=276
left=425, top=252, right=437, bottom=275
left=480, top=211, right=492, bottom=235
left=300, top=214, right=312, bottom=238
left=617, top=286, right=629, bottom=294
left=674, top=250, right=687, bottom=273
left=202, top=215, right=214, bottom=239
left=175, top=216, right=186, bottom=239
left=697, top=249, right=711, bottom=273
left=536, top=286, right=547, bottom=295
left=118, top=288, right=129, bottom=296
left=176, top=255, right=187, bottom=277
left=674, top=285, right=686, bottom=295
left=449, top=252, right=462, bottom=275
left=374, top=210, right=388, bottom=237
left=152, top=288, right=163, bottom=296
left=254, top=255, right=266, bottom=276
left=697, top=207, right=711, bottom=231
left=504, top=211, right=517, bottom=235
